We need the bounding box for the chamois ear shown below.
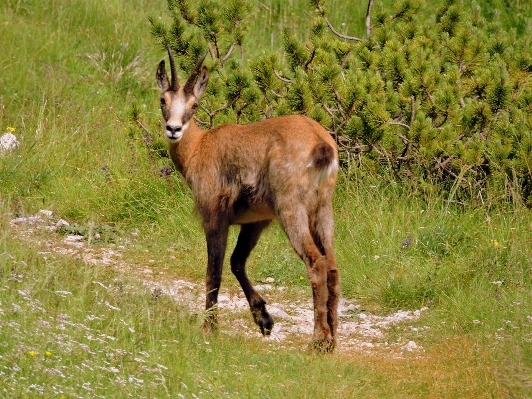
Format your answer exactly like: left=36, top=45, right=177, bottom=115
left=156, top=60, right=170, bottom=92
left=193, top=66, right=209, bottom=98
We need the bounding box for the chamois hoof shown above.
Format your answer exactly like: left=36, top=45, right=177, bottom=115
left=251, top=300, right=274, bottom=335
left=201, top=314, right=218, bottom=335
left=309, top=337, right=335, bottom=353
left=257, top=313, right=274, bottom=336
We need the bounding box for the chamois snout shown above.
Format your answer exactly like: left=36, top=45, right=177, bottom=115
left=165, top=124, right=183, bottom=141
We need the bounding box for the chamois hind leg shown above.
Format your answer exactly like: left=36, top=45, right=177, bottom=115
left=310, top=202, right=340, bottom=349
left=230, top=221, right=274, bottom=335
left=277, top=204, right=332, bottom=351
left=202, top=218, right=229, bottom=334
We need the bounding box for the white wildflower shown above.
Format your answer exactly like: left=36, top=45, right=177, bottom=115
left=104, top=301, right=120, bottom=311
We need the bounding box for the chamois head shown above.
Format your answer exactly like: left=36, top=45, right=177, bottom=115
left=156, top=46, right=209, bottom=142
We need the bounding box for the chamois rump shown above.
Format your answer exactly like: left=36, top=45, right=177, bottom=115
left=156, top=46, right=340, bottom=351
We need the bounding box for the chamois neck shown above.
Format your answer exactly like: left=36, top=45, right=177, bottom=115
left=167, top=119, right=204, bottom=180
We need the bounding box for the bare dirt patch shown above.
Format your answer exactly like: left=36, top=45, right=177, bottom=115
left=10, top=210, right=429, bottom=356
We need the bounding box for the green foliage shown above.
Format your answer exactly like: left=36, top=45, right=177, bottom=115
left=149, top=0, right=263, bottom=127
left=277, top=0, right=532, bottom=206
left=149, top=0, right=532, bottom=207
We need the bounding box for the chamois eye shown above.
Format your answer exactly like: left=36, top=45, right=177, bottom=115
left=160, top=97, right=166, bottom=106
left=192, top=102, right=198, bottom=110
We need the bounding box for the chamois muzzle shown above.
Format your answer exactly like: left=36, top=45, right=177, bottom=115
left=165, top=124, right=183, bottom=141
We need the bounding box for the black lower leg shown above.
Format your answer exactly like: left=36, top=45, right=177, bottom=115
left=250, top=298, right=274, bottom=335
left=231, top=221, right=274, bottom=335
left=203, top=222, right=228, bottom=333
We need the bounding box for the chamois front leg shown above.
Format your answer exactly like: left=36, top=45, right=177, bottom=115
left=202, top=219, right=229, bottom=334
left=230, top=221, right=274, bottom=335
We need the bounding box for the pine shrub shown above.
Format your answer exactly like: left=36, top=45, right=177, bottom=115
left=149, top=0, right=532, bottom=207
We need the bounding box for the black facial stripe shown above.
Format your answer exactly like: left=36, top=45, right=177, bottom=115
left=183, top=109, right=195, bottom=124
left=161, top=107, right=171, bottom=122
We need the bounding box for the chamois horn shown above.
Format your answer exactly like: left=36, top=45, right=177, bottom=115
left=166, top=45, right=179, bottom=91
left=184, top=50, right=209, bottom=94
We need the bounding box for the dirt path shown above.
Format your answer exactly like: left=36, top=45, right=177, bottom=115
left=10, top=210, right=429, bottom=356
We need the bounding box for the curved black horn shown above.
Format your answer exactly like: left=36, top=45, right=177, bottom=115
left=184, top=51, right=209, bottom=94
left=166, top=44, right=179, bottom=91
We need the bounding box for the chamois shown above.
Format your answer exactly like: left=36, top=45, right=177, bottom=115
left=156, top=46, right=340, bottom=351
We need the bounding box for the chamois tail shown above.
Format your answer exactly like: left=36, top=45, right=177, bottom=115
left=308, top=142, right=337, bottom=184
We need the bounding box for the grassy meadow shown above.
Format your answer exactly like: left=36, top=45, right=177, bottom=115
left=1, top=0, right=532, bottom=397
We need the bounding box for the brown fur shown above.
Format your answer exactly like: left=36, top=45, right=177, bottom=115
left=156, top=49, right=340, bottom=351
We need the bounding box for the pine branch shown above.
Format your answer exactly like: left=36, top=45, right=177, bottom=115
left=273, top=70, right=293, bottom=83
left=221, top=43, right=237, bottom=65
left=304, top=48, right=316, bottom=71
left=340, top=52, right=351, bottom=69
left=212, top=36, right=220, bottom=59
left=207, top=42, right=216, bottom=61
left=316, top=2, right=362, bottom=41
left=270, top=89, right=284, bottom=99
left=388, top=121, right=411, bottom=130
left=201, top=92, right=243, bottom=128
left=176, top=0, right=196, bottom=24
left=366, top=0, right=374, bottom=39
left=331, top=85, right=347, bottom=119
left=308, top=81, right=336, bottom=122
left=194, top=116, right=210, bottom=127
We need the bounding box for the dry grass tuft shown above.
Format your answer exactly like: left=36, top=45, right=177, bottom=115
left=337, top=335, right=504, bottom=398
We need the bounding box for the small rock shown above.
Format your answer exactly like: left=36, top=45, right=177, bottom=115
left=218, top=294, right=230, bottom=303
left=56, top=219, right=69, bottom=228
left=255, top=284, right=274, bottom=291
left=38, top=209, right=53, bottom=218
left=404, top=341, right=419, bottom=352
left=0, top=132, right=20, bottom=154
left=65, top=235, right=84, bottom=242
left=268, top=306, right=290, bottom=319
left=10, top=217, right=28, bottom=226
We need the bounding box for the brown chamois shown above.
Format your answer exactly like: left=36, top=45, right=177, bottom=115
left=156, top=46, right=340, bottom=351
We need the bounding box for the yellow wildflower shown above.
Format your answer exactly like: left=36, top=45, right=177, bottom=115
left=490, top=239, right=502, bottom=248
left=45, top=351, right=52, bottom=357
left=28, top=351, right=38, bottom=356
left=7, top=126, right=15, bottom=132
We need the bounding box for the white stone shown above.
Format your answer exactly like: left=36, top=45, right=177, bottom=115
left=65, top=235, right=84, bottom=242
left=0, top=133, right=20, bottom=154
left=56, top=219, right=70, bottom=228
left=268, top=306, right=290, bottom=319
left=38, top=209, right=53, bottom=218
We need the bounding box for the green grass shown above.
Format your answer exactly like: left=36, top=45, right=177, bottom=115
left=1, top=0, right=532, bottom=397
left=0, top=223, right=509, bottom=398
